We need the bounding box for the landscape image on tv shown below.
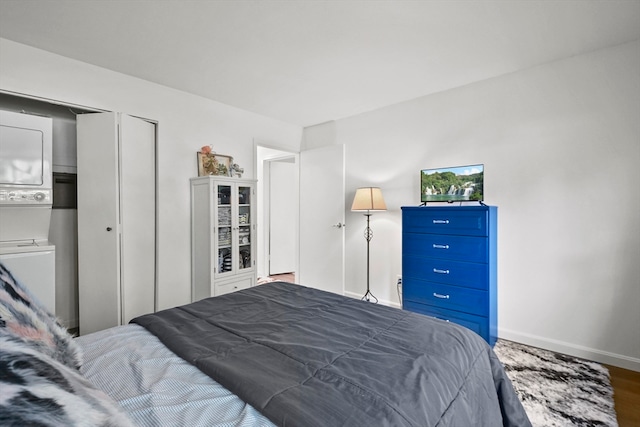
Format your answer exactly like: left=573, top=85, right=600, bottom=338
left=421, top=164, right=484, bottom=203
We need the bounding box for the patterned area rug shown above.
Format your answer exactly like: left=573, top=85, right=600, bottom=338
left=494, top=339, right=618, bottom=427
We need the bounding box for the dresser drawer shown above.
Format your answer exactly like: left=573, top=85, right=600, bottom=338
left=402, top=206, right=488, bottom=236
left=403, top=279, right=488, bottom=316
left=215, top=276, right=252, bottom=296
left=403, top=255, right=488, bottom=290
left=403, top=233, right=488, bottom=263
left=403, top=301, right=488, bottom=339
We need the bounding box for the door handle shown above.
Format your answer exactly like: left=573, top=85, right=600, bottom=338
left=106, top=227, right=112, bottom=231
left=332, top=223, right=345, bottom=229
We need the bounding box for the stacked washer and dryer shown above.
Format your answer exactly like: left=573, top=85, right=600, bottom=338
left=0, top=110, right=56, bottom=314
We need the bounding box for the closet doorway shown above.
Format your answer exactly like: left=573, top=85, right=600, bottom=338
left=256, top=145, right=299, bottom=281
left=0, top=92, right=158, bottom=332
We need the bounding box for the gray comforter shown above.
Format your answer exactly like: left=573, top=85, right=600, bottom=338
left=132, top=282, right=531, bottom=427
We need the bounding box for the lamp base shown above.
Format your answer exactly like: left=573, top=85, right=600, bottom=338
left=361, top=289, right=378, bottom=304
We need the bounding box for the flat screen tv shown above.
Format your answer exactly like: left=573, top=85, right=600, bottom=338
left=421, top=164, right=484, bottom=203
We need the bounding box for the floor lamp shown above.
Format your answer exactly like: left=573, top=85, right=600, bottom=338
left=351, top=187, right=387, bottom=303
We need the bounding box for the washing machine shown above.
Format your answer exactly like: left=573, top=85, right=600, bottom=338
left=0, top=240, right=56, bottom=313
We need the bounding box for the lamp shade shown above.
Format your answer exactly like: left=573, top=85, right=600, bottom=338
left=351, top=187, right=387, bottom=212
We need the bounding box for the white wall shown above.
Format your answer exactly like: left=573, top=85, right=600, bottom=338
left=0, top=38, right=302, bottom=310
left=339, top=40, right=640, bottom=370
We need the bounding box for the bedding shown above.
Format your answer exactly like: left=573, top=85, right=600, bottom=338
left=0, top=262, right=82, bottom=369
left=0, top=334, right=135, bottom=427
left=76, top=323, right=275, bottom=427
left=2, top=258, right=531, bottom=427
left=132, top=281, right=531, bottom=427
left=0, top=261, right=134, bottom=427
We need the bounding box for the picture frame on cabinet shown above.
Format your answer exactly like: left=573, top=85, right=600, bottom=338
left=197, top=152, right=233, bottom=176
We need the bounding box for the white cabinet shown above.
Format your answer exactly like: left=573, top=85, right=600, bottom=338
left=191, top=176, right=256, bottom=301
left=77, top=112, right=156, bottom=335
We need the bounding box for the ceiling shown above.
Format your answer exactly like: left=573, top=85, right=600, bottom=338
left=1, top=1, right=639, bottom=127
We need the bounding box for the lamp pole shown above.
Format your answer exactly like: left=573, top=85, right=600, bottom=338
left=362, top=212, right=378, bottom=303
left=351, top=187, right=385, bottom=303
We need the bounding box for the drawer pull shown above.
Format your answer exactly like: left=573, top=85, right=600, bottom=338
left=432, top=244, right=449, bottom=249
left=433, top=292, right=450, bottom=299
left=433, top=268, right=450, bottom=274
left=433, top=219, right=450, bottom=224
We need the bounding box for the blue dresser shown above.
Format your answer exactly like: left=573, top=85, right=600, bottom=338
left=401, top=206, right=497, bottom=346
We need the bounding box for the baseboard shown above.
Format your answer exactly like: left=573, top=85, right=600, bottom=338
left=343, top=290, right=401, bottom=309
left=499, top=327, right=640, bottom=372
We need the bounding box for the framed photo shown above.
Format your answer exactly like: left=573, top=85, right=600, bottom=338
left=197, top=153, right=233, bottom=176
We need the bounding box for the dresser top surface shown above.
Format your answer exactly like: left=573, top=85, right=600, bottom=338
left=402, top=205, right=496, bottom=211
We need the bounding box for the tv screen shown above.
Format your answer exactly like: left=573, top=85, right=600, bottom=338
left=421, top=164, right=484, bottom=203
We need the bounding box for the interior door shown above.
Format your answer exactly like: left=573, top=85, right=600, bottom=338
left=269, top=160, right=296, bottom=275
left=77, top=112, right=155, bottom=335
left=77, top=112, right=120, bottom=334
left=299, top=145, right=345, bottom=294
left=119, top=114, right=155, bottom=324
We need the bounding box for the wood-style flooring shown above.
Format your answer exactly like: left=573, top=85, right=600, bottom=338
left=268, top=272, right=295, bottom=283
left=607, top=364, right=640, bottom=427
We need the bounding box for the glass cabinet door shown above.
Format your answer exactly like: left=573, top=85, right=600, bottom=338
left=237, top=185, right=252, bottom=271
left=191, top=177, right=256, bottom=300
left=216, top=184, right=233, bottom=275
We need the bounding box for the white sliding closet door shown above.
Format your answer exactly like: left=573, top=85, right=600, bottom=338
left=77, top=112, right=155, bottom=335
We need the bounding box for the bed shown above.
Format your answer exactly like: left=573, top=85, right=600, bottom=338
left=1, top=262, right=531, bottom=427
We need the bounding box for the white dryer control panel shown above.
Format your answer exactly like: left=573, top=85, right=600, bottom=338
left=0, top=188, right=52, bottom=204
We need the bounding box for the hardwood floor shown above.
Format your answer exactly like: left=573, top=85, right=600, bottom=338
left=607, top=364, right=640, bottom=427
left=268, top=273, right=295, bottom=283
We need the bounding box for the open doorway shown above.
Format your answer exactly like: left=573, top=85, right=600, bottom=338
left=255, top=145, right=299, bottom=283
left=0, top=92, right=93, bottom=330
left=0, top=92, right=158, bottom=333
